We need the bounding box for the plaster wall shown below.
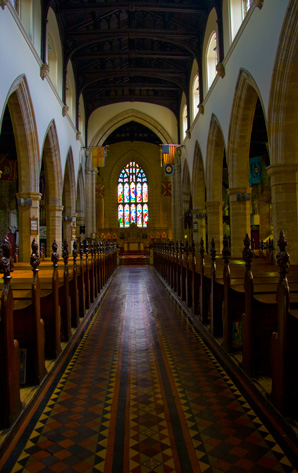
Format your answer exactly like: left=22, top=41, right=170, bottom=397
left=0, top=4, right=82, bottom=184
left=184, top=0, right=289, bottom=175
left=88, top=102, right=178, bottom=146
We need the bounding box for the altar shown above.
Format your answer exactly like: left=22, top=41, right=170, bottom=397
left=124, top=241, right=144, bottom=252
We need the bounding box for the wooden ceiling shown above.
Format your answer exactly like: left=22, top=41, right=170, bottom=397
left=45, top=1, right=222, bottom=122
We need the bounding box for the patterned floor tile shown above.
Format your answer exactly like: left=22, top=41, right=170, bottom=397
left=1, top=267, right=298, bottom=472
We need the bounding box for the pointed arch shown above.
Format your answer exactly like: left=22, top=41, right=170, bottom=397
left=182, top=158, right=191, bottom=212
left=227, top=69, right=261, bottom=188
left=41, top=120, right=63, bottom=206
left=192, top=141, right=205, bottom=211
left=63, top=147, right=76, bottom=216
left=267, top=0, right=298, bottom=263
left=41, top=120, right=63, bottom=251
left=268, top=0, right=298, bottom=166
left=205, top=114, right=226, bottom=250
left=90, top=109, right=174, bottom=146
left=76, top=164, right=85, bottom=230
left=62, top=148, right=76, bottom=245
left=3, top=74, right=40, bottom=193
left=192, top=141, right=206, bottom=246
left=206, top=114, right=226, bottom=202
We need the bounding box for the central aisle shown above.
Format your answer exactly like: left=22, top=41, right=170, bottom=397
left=3, top=267, right=296, bottom=472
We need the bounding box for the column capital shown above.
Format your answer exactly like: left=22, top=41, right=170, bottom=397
left=227, top=187, right=251, bottom=202
left=267, top=163, right=298, bottom=183
left=206, top=201, right=223, bottom=210
left=16, top=192, right=42, bottom=201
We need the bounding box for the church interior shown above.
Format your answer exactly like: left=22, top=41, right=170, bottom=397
left=1, top=0, right=298, bottom=471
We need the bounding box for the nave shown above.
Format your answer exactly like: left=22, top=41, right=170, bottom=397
left=1, top=267, right=298, bottom=473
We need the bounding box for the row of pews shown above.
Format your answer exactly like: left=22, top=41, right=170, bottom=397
left=153, top=231, right=298, bottom=417
left=0, top=237, right=117, bottom=429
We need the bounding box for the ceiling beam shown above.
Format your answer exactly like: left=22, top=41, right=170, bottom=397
left=59, top=3, right=206, bottom=15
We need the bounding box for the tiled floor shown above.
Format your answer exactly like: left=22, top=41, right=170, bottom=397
left=1, top=267, right=298, bottom=472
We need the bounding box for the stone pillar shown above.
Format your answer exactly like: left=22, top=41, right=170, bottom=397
left=267, top=163, right=298, bottom=264
left=206, top=201, right=223, bottom=253
left=16, top=192, right=41, bottom=262
left=172, top=161, right=183, bottom=241
left=228, top=187, right=251, bottom=259
left=63, top=213, right=77, bottom=250
left=85, top=167, right=96, bottom=238
left=46, top=205, right=63, bottom=254
left=192, top=207, right=206, bottom=251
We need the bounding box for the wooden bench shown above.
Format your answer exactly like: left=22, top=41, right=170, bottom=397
left=0, top=237, right=22, bottom=428
left=0, top=239, right=47, bottom=386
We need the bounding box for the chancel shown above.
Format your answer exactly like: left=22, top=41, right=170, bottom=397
left=1, top=1, right=298, bottom=471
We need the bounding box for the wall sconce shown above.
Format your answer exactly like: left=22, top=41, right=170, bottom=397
left=17, top=198, right=32, bottom=207
left=64, top=216, right=73, bottom=222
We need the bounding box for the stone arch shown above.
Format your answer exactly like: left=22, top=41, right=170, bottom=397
left=42, top=120, right=63, bottom=206
left=182, top=159, right=192, bottom=242
left=205, top=114, right=226, bottom=252
left=206, top=114, right=226, bottom=201
left=192, top=141, right=206, bottom=246
left=4, top=75, right=40, bottom=193
left=226, top=70, right=264, bottom=257
left=90, top=109, right=174, bottom=146
left=1, top=75, right=40, bottom=261
left=227, top=69, right=261, bottom=188
left=41, top=120, right=63, bottom=252
left=267, top=0, right=298, bottom=262
left=62, top=147, right=77, bottom=247
left=76, top=165, right=85, bottom=238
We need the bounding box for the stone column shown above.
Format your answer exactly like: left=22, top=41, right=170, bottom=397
left=172, top=161, right=183, bottom=241
left=46, top=205, right=63, bottom=254
left=267, top=163, right=298, bottom=264
left=16, top=192, right=41, bottom=262
left=192, top=207, right=206, bottom=251
left=206, top=201, right=223, bottom=253
left=63, top=213, right=77, bottom=250
left=228, top=187, right=251, bottom=259
left=85, top=167, right=97, bottom=238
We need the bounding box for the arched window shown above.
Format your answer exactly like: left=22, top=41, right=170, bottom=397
left=11, top=0, right=19, bottom=13
left=47, top=34, right=58, bottom=90
left=230, top=0, right=252, bottom=40
left=118, top=162, right=148, bottom=228
left=192, top=75, right=200, bottom=121
left=207, top=32, right=217, bottom=89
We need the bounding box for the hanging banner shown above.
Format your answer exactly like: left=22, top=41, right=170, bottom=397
left=92, top=147, right=106, bottom=168
left=161, top=144, right=178, bottom=165
left=249, top=156, right=262, bottom=185
left=164, top=164, right=174, bottom=177
left=161, top=181, right=172, bottom=196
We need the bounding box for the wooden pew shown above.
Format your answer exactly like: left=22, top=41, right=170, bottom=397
left=0, top=237, right=22, bottom=428
left=0, top=239, right=47, bottom=385
left=84, top=241, right=91, bottom=309
left=78, top=241, right=86, bottom=317
left=185, top=242, right=193, bottom=308
left=59, top=240, right=71, bottom=341
left=70, top=240, right=80, bottom=327
left=270, top=232, right=298, bottom=415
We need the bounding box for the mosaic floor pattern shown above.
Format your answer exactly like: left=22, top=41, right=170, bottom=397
left=1, top=267, right=298, bottom=473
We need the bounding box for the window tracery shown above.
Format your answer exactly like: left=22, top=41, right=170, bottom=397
left=118, top=162, right=148, bottom=228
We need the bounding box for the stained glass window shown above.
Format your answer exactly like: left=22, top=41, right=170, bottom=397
left=118, top=162, right=148, bottom=228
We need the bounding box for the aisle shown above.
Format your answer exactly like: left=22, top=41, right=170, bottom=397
left=2, top=267, right=297, bottom=473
